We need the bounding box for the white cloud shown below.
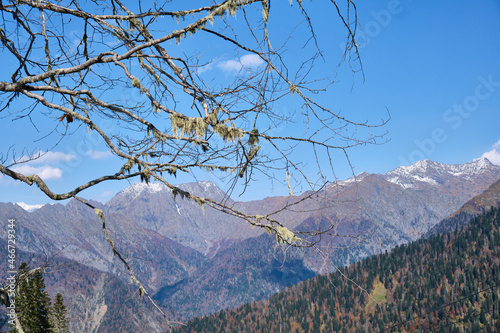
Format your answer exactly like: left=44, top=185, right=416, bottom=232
left=12, top=165, right=63, bottom=180
left=1, top=151, right=74, bottom=183
left=240, top=54, right=264, bottom=67
left=196, top=61, right=217, bottom=75
left=218, top=54, right=264, bottom=72
left=85, top=150, right=112, bottom=160
left=480, top=140, right=500, bottom=165
left=18, top=151, right=76, bottom=165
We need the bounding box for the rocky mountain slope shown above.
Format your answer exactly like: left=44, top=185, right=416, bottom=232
left=105, top=181, right=258, bottom=255
left=291, top=158, right=500, bottom=272
left=151, top=158, right=500, bottom=319
left=106, top=157, right=500, bottom=261
left=2, top=158, right=500, bottom=322
left=173, top=203, right=500, bottom=333
left=0, top=239, right=169, bottom=333
left=426, top=177, right=500, bottom=236
left=0, top=200, right=207, bottom=293
left=152, top=234, right=315, bottom=319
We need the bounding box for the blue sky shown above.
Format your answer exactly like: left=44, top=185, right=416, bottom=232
left=1, top=0, right=499, bottom=205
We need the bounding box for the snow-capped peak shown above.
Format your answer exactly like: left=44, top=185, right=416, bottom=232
left=179, top=180, right=227, bottom=199
left=384, top=158, right=497, bottom=189
left=116, top=180, right=225, bottom=202
left=471, top=157, right=494, bottom=169
left=199, top=180, right=217, bottom=191
left=16, top=202, right=44, bottom=212
left=119, top=182, right=167, bottom=200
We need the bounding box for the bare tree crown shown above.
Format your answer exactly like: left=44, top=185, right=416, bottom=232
left=1, top=1, right=387, bottom=322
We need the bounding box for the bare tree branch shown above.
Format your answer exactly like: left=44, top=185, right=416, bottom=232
left=0, top=0, right=388, bottom=324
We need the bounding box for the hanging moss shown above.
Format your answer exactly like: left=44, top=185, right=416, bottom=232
left=169, top=113, right=208, bottom=139
left=168, top=165, right=178, bottom=176
left=140, top=168, right=151, bottom=183
left=123, top=159, right=135, bottom=173
left=172, top=187, right=189, bottom=200
left=248, top=128, right=259, bottom=147
left=247, top=145, right=260, bottom=161
left=274, top=226, right=301, bottom=244
left=132, top=77, right=141, bottom=88
left=207, top=108, right=219, bottom=124
left=227, top=0, right=239, bottom=16
left=175, top=11, right=188, bottom=24
left=191, top=196, right=205, bottom=213
left=212, top=123, right=244, bottom=142
left=205, top=0, right=241, bottom=25
left=94, top=208, right=104, bottom=220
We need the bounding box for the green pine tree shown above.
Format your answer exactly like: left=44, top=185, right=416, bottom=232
left=50, top=293, right=70, bottom=333
left=10, top=263, right=53, bottom=333
left=10, top=262, right=29, bottom=333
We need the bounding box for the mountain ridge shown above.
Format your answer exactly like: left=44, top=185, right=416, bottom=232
left=149, top=158, right=500, bottom=319
left=173, top=203, right=500, bottom=332
left=2, top=157, right=500, bottom=324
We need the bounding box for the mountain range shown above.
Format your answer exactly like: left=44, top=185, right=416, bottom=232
left=174, top=186, right=500, bottom=332
left=1, top=157, right=499, bottom=330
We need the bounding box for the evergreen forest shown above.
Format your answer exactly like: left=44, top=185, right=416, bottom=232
left=7, top=263, right=69, bottom=333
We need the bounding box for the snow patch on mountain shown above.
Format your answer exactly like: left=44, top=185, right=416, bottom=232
left=448, top=157, right=494, bottom=178
left=16, top=202, right=45, bottom=212
left=179, top=180, right=228, bottom=200
left=175, top=202, right=182, bottom=216
left=384, top=158, right=497, bottom=189
left=199, top=180, right=218, bottom=192
left=383, top=176, right=415, bottom=189
left=119, top=182, right=168, bottom=200
left=116, top=180, right=226, bottom=203
left=332, top=172, right=371, bottom=188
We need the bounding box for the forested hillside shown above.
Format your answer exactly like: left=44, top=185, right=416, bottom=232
left=0, top=242, right=169, bottom=332
left=175, top=206, right=500, bottom=332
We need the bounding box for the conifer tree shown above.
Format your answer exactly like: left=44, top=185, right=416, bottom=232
left=50, top=293, right=70, bottom=333
left=11, top=263, right=52, bottom=333
left=10, top=262, right=29, bottom=333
